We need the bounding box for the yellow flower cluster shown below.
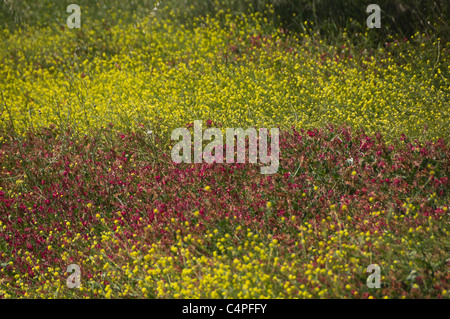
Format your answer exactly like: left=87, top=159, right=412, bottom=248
left=0, top=10, right=448, bottom=141
left=2, top=204, right=446, bottom=299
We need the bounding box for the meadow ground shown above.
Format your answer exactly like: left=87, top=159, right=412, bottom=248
left=0, top=1, right=449, bottom=298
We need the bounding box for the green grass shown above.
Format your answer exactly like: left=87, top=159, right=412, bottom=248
left=0, top=0, right=448, bottom=299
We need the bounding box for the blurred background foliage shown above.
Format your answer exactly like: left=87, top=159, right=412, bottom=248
left=1, top=0, right=448, bottom=44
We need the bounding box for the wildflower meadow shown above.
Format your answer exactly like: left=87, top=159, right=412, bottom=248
left=0, top=0, right=448, bottom=299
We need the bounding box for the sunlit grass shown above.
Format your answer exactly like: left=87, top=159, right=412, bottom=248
left=0, top=1, right=449, bottom=299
